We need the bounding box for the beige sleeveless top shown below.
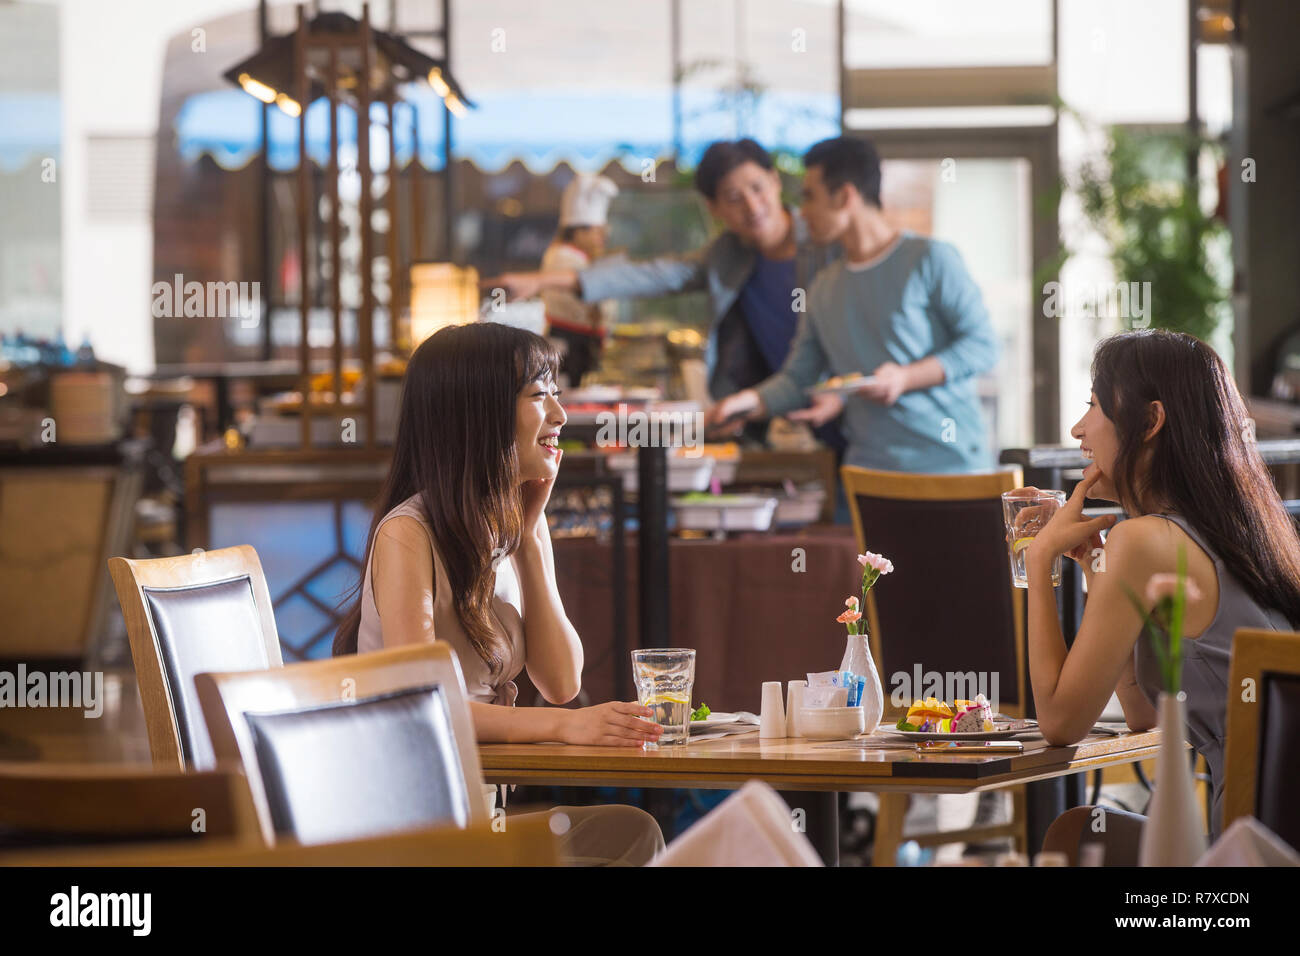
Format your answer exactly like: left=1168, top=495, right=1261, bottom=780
left=358, top=494, right=526, bottom=706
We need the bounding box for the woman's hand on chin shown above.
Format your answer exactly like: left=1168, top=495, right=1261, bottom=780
left=1027, top=468, right=1118, bottom=571
left=560, top=701, right=664, bottom=747
left=1081, top=461, right=1119, bottom=502
left=520, top=448, right=562, bottom=535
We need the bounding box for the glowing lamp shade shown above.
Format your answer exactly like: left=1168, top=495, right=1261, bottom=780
left=409, top=263, right=480, bottom=345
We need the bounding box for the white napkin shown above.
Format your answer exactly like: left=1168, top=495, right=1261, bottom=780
left=1195, top=816, right=1300, bottom=867
left=649, top=780, right=823, bottom=867
left=688, top=711, right=760, bottom=741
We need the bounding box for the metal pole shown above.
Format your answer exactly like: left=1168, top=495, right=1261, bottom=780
left=637, top=442, right=670, bottom=649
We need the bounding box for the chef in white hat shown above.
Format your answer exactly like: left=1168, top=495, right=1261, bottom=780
left=540, top=174, right=619, bottom=386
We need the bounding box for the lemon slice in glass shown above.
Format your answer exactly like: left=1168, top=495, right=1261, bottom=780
left=1012, top=536, right=1035, bottom=553
left=647, top=693, right=689, bottom=706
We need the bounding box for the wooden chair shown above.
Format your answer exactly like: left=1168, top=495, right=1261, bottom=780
left=841, top=465, right=1028, bottom=866
left=195, top=642, right=488, bottom=846
left=0, top=763, right=260, bottom=849
left=1040, top=804, right=1144, bottom=866
left=1224, top=627, right=1300, bottom=849
left=108, top=545, right=283, bottom=770
left=0, top=817, right=559, bottom=867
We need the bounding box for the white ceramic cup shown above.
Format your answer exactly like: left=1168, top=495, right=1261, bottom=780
left=759, top=681, right=786, bottom=738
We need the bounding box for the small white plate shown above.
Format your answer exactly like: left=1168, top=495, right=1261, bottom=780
left=881, top=719, right=1038, bottom=742
left=811, top=375, right=878, bottom=396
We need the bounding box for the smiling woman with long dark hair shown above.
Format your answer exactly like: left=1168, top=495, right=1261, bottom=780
left=1016, top=328, right=1300, bottom=839
left=334, top=322, right=664, bottom=864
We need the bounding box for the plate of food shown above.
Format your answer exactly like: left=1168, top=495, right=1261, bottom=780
left=811, top=374, right=878, bottom=396
left=881, top=696, right=1038, bottom=741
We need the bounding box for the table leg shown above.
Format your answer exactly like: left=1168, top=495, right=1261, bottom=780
left=873, top=792, right=907, bottom=867
left=779, top=789, right=839, bottom=866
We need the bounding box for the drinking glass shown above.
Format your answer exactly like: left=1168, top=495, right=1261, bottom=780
left=630, top=648, right=696, bottom=746
left=1001, top=490, right=1067, bottom=588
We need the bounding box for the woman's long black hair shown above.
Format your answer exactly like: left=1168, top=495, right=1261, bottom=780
left=1092, top=329, right=1300, bottom=626
left=333, top=322, right=559, bottom=670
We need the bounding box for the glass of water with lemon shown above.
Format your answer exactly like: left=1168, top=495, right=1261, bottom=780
left=1001, top=490, right=1067, bottom=588
left=631, top=648, right=696, bottom=746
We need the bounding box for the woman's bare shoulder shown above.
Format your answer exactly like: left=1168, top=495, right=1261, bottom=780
left=375, top=514, right=434, bottom=558
left=1103, top=514, right=1169, bottom=550
left=1103, top=514, right=1209, bottom=574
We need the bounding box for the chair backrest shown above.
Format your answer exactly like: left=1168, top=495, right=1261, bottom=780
left=195, top=642, right=487, bottom=846
left=109, top=546, right=283, bottom=770
left=1225, top=628, right=1300, bottom=847
left=0, top=763, right=260, bottom=849
left=0, top=817, right=559, bottom=867
left=841, top=466, right=1027, bottom=718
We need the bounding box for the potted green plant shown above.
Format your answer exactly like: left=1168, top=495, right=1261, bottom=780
left=1069, top=119, right=1230, bottom=341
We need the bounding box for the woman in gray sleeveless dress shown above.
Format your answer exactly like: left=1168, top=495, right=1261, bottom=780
left=1012, top=330, right=1300, bottom=847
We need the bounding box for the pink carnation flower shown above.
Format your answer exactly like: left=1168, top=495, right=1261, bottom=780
left=836, top=609, right=862, bottom=625
left=857, top=551, right=895, bottom=575
left=845, top=596, right=860, bottom=610
left=1145, top=573, right=1203, bottom=606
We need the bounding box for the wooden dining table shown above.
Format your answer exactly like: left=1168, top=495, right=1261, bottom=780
left=480, top=724, right=1163, bottom=865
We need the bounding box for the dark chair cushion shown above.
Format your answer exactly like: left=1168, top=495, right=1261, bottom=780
left=143, top=576, right=271, bottom=769
left=854, top=493, right=1019, bottom=711
left=245, top=684, right=471, bottom=845
left=1257, top=672, right=1300, bottom=850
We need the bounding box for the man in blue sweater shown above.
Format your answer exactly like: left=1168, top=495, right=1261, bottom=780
left=707, top=137, right=999, bottom=474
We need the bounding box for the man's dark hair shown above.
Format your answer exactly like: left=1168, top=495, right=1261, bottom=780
left=694, top=139, right=774, bottom=200
left=803, top=136, right=882, bottom=208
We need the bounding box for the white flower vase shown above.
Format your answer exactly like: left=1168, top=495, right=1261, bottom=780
left=1139, top=691, right=1208, bottom=867
left=839, top=631, right=885, bottom=734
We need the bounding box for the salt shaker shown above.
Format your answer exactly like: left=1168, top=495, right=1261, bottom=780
left=759, top=681, right=786, bottom=738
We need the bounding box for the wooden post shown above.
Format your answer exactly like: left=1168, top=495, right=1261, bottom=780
left=358, top=4, right=375, bottom=447
left=410, top=102, right=423, bottom=263
left=328, top=44, right=342, bottom=405
left=295, top=4, right=311, bottom=449
left=386, top=95, right=402, bottom=351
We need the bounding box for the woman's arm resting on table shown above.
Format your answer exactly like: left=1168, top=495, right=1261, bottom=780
left=470, top=700, right=663, bottom=746
left=1028, top=517, right=1158, bottom=744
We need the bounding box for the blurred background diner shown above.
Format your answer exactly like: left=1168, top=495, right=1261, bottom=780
left=1, top=0, right=1298, bottom=869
